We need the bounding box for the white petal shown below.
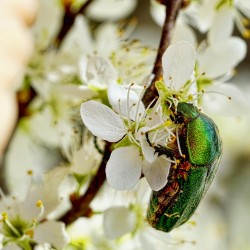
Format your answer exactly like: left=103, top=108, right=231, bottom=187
left=172, top=21, right=197, bottom=46
left=202, top=83, right=250, bottom=116
left=237, top=0, right=250, bottom=18
left=162, top=41, right=196, bottom=90
left=86, top=56, right=117, bottom=88
left=108, top=82, right=145, bottom=120
left=61, top=16, right=92, bottom=55
left=137, top=127, right=157, bottom=163
left=86, top=0, right=137, bottom=21
left=80, top=100, right=126, bottom=142
left=95, top=23, right=119, bottom=57
left=57, top=84, right=97, bottom=101
left=103, top=206, right=137, bottom=238
left=34, top=221, right=70, bottom=249
left=106, top=146, right=142, bottom=190
left=142, top=157, right=170, bottom=191
left=2, top=244, right=22, bottom=250
left=198, top=38, right=246, bottom=78
left=208, top=7, right=234, bottom=44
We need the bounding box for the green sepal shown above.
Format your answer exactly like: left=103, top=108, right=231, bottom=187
left=113, top=135, right=132, bottom=150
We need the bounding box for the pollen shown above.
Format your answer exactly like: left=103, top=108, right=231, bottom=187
left=36, top=200, right=43, bottom=208
left=2, top=212, right=8, bottom=221
left=243, top=30, right=250, bottom=39
left=25, top=229, right=34, bottom=238
left=27, top=170, right=33, bottom=175
left=164, top=120, right=172, bottom=126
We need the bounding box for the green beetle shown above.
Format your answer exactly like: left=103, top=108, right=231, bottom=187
left=147, top=102, right=222, bottom=232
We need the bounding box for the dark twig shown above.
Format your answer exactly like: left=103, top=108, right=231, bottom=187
left=60, top=142, right=111, bottom=225
left=142, top=0, right=183, bottom=107
left=53, top=0, right=94, bottom=48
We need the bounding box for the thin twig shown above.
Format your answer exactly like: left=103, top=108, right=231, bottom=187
left=142, top=0, right=183, bottom=107
left=53, top=0, right=94, bottom=48
left=60, top=142, right=111, bottom=225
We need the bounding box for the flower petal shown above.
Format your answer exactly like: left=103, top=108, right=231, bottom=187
left=103, top=206, right=137, bottom=239
left=80, top=100, right=126, bottom=142
left=208, top=7, right=234, bottom=44
left=198, top=38, right=246, bottom=79
left=34, top=221, right=70, bottom=249
left=142, top=157, right=170, bottom=191
left=202, top=83, right=250, bottom=116
left=172, top=21, right=197, bottom=46
left=86, top=56, right=117, bottom=89
left=108, top=82, right=145, bottom=121
left=106, top=146, right=142, bottom=190
left=137, top=127, right=157, bottom=163
left=162, top=41, right=196, bottom=90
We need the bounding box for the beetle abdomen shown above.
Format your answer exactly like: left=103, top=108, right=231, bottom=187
left=147, top=162, right=208, bottom=232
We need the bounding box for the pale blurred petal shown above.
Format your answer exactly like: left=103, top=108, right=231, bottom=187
left=142, top=157, right=170, bottom=191
left=34, top=221, right=70, bottom=249
left=208, top=7, right=234, bottom=44
left=61, top=16, right=92, bottom=56
left=172, top=21, right=197, bottom=46
left=198, top=38, right=246, bottom=79
left=87, top=0, right=137, bottom=21
left=202, top=83, right=250, bottom=116
left=86, top=56, right=117, bottom=88
left=137, top=127, right=157, bottom=163
left=106, top=146, right=142, bottom=190
left=80, top=100, right=126, bottom=142
left=103, top=206, right=136, bottom=238
left=57, top=84, right=98, bottom=101
left=162, top=41, right=196, bottom=90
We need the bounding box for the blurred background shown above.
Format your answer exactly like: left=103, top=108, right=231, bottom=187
left=1, top=0, right=250, bottom=249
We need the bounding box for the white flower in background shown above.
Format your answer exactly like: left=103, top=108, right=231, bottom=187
left=68, top=180, right=171, bottom=250
left=65, top=130, right=103, bottom=177
left=81, top=82, right=170, bottom=191
left=150, top=0, right=197, bottom=46
left=195, top=7, right=249, bottom=116
left=86, top=0, right=137, bottom=21
left=0, top=168, right=70, bottom=249
left=190, top=0, right=250, bottom=37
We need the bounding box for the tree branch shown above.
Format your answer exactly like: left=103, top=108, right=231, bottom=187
left=60, top=142, right=111, bottom=225
left=53, top=0, right=94, bottom=48
left=142, top=0, right=183, bottom=107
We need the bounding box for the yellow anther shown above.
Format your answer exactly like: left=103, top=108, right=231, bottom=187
left=189, top=220, right=197, bottom=226
left=242, top=18, right=250, bottom=26
left=27, top=170, right=33, bottom=175
left=2, top=212, right=8, bottom=221
left=243, top=30, right=250, bottom=39
left=36, top=200, right=43, bottom=208
left=25, top=229, right=34, bottom=238
left=164, top=120, right=172, bottom=127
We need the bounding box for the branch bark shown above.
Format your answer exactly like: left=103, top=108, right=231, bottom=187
left=142, top=0, right=183, bottom=107
left=53, top=0, right=93, bottom=48
left=60, top=142, right=112, bottom=225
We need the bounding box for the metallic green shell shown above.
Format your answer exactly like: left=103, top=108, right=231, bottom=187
left=147, top=164, right=208, bottom=232
left=147, top=102, right=222, bottom=233
left=186, top=113, right=221, bottom=165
